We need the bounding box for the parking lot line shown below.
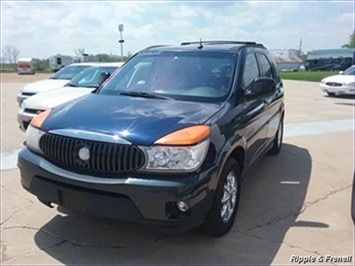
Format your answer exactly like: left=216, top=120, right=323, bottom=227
left=284, top=119, right=354, bottom=138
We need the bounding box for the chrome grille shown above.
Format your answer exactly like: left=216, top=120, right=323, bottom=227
left=325, top=82, right=342, bottom=87
left=24, top=108, right=44, bottom=114
left=22, top=92, right=36, bottom=96
left=39, top=133, right=146, bottom=175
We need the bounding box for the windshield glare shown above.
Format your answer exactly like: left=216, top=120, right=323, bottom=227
left=50, top=65, right=91, bottom=80
left=67, top=66, right=119, bottom=88
left=344, top=65, right=355, bottom=75
left=99, top=52, right=237, bottom=102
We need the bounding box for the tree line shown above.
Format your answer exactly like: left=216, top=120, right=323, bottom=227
left=1, top=46, right=133, bottom=72
left=2, top=33, right=354, bottom=72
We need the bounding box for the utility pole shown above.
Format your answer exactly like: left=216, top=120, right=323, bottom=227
left=118, top=24, right=124, bottom=62
left=299, top=38, right=303, bottom=57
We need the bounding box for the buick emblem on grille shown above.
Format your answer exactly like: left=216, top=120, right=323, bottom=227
left=78, top=147, right=90, bottom=161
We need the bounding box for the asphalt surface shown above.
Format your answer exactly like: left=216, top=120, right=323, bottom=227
left=1, top=79, right=354, bottom=265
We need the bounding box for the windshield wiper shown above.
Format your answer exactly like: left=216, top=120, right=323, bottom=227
left=84, top=85, right=100, bottom=88
left=65, top=83, right=79, bottom=87
left=119, top=91, right=172, bottom=100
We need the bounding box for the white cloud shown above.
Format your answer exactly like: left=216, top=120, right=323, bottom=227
left=1, top=1, right=354, bottom=59
left=337, top=12, right=354, bottom=24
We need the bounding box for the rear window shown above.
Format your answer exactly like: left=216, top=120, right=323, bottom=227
left=50, top=65, right=91, bottom=80
left=67, top=66, right=119, bottom=88
left=18, top=63, right=31, bottom=68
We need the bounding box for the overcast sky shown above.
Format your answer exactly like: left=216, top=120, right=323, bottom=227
left=1, top=1, right=354, bottom=59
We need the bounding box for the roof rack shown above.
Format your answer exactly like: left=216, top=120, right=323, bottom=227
left=181, top=41, right=259, bottom=46
left=143, top=45, right=168, bottom=50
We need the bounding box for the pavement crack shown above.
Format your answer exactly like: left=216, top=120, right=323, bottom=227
left=244, top=185, right=351, bottom=232
left=282, top=149, right=352, bottom=174
left=1, top=186, right=34, bottom=204
left=236, top=229, right=325, bottom=258
left=300, top=184, right=351, bottom=213
left=2, top=225, right=166, bottom=250
left=244, top=213, right=297, bottom=232
left=0, top=203, right=34, bottom=226
left=1, top=240, right=67, bottom=264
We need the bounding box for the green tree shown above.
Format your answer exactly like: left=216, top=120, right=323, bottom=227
left=342, top=32, right=355, bottom=48
left=95, top=53, right=112, bottom=62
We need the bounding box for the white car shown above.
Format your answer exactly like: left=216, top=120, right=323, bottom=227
left=16, top=63, right=98, bottom=106
left=18, top=62, right=123, bottom=131
left=320, top=65, right=355, bottom=96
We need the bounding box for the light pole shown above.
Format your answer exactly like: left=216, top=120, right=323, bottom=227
left=118, top=24, right=124, bottom=62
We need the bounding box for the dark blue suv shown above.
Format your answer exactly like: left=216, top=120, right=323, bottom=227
left=18, top=41, right=284, bottom=236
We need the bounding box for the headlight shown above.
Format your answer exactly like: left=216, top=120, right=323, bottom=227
left=143, top=125, right=211, bottom=172
left=345, top=82, right=355, bottom=86
left=19, top=86, right=24, bottom=94
left=144, top=139, right=210, bottom=171
left=25, top=109, right=52, bottom=152
left=320, top=79, right=326, bottom=84
left=20, top=101, right=26, bottom=111
left=26, top=125, right=45, bottom=153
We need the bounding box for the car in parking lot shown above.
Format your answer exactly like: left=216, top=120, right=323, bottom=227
left=16, top=63, right=97, bottom=106
left=17, top=62, right=123, bottom=131
left=320, top=65, right=355, bottom=96
left=18, top=41, right=284, bottom=236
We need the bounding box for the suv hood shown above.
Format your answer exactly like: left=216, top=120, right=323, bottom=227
left=42, top=94, right=223, bottom=146
left=22, top=79, right=70, bottom=93
left=23, top=86, right=95, bottom=110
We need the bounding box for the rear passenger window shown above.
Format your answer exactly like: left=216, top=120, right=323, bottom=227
left=257, top=54, right=274, bottom=78
left=243, top=53, right=259, bottom=89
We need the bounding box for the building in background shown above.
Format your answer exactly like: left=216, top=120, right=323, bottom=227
left=306, top=48, right=355, bottom=71
left=271, top=50, right=303, bottom=72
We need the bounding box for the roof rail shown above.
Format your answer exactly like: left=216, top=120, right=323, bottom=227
left=181, top=41, right=259, bottom=46
left=143, top=45, right=168, bottom=50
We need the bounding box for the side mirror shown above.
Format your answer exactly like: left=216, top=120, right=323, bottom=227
left=339, top=71, right=344, bottom=75
left=98, top=72, right=111, bottom=86
left=244, top=77, right=277, bottom=100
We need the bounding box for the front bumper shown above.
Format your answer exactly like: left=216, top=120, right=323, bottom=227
left=17, top=110, right=36, bottom=132
left=18, top=148, right=218, bottom=229
left=320, top=84, right=355, bottom=95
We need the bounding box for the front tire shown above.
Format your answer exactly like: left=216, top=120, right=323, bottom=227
left=203, top=159, right=241, bottom=237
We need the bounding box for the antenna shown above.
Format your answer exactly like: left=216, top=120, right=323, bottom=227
left=198, top=38, right=203, bottom=49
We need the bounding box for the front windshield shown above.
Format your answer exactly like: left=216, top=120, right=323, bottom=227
left=67, top=66, right=119, bottom=88
left=99, top=51, right=237, bottom=102
left=50, top=65, right=91, bottom=80
left=344, top=65, right=355, bottom=75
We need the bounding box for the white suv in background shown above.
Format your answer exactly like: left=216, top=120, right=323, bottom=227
left=18, top=62, right=123, bottom=131
left=16, top=63, right=97, bottom=106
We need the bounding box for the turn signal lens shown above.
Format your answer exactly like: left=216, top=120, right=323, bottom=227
left=30, top=109, right=51, bottom=129
left=155, top=125, right=210, bottom=145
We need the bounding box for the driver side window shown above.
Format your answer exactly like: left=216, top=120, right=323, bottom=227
left=242, top=53, right=259, bottom=90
